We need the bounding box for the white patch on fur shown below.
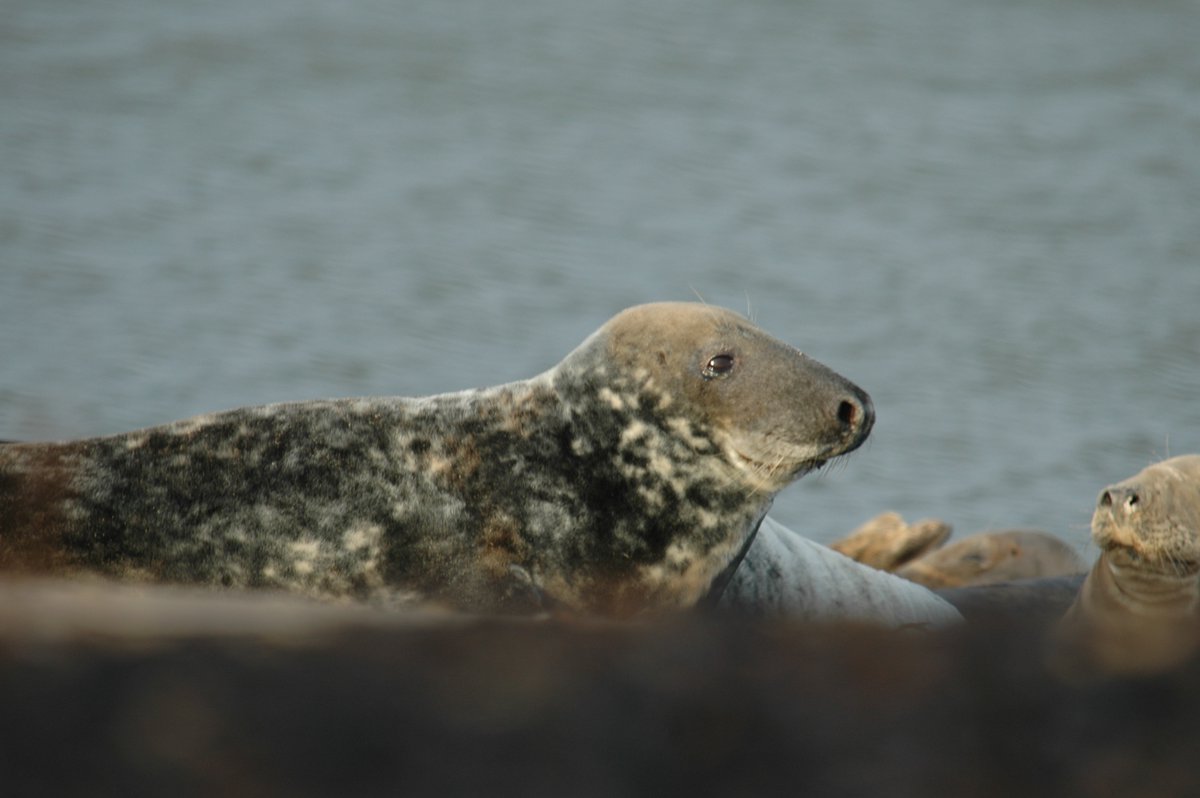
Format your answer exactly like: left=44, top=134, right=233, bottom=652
left=170, top=414, right=218, bottom=435
left=664, top=540, right=695, bottom=567
left=343, top=523, right=381, bottom=553
left=646, top=449, right=677, bottom=482
left=666, top=417, right=711, bottom=450
left=636, top=485, right=666, bottom=510
left=290, top=539, right=321, bottom=576
left=619, top=419, right=649, bottom=445
left=598, top=387, right=627, bottom=410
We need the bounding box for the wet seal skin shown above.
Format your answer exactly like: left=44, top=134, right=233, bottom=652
left=0, top=302, right=873, bottom=616
left=717, top=516, right=963, bottom=628
left=1056, top=455, right=1200, bottom=677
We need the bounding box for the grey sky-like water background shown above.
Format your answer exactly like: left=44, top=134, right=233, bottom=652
left=3, top=0, right=1198, bottom=557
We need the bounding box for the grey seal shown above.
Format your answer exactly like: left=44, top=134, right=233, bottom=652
left=0, top=302, right=873, bottom=616
left=1057, top=455, right=1200, bottom=675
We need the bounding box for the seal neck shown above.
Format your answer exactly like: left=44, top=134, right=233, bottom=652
left=1104, top=553, right=1200, bottom=614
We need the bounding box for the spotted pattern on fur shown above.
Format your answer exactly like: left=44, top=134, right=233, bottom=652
left=1, top=303, right=872, bottom=616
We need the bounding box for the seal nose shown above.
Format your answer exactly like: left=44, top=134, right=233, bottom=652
left=1100, top=486, right=1139, bottom=513
left=835, top=389, right=874, bottom=444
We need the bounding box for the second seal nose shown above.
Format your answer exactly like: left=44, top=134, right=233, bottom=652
left=1100, top=486, right=1140, bottom=512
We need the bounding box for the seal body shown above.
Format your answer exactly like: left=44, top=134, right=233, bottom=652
left=935, top=574, right=1086, bottom=626
left=718, top=517, right=962, bottom=628
left=0, top=303, right=873, bottom=616
left=1057, top=455, right=1200, bottom=675
left=895, top=529, right=1087, bottom=589
left=828, top=512, right=951, bottom=572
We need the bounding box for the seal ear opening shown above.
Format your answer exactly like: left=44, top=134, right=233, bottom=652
left=1100, top=487, right=1140, bottom=511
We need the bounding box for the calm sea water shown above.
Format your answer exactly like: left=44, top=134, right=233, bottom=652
left=3, top=0, right=1198, bottom=555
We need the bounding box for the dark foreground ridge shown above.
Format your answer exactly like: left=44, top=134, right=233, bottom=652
left=2, top=580, right=1198, bottom=797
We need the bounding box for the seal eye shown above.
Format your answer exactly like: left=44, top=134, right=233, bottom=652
left=703, top=354, right=735, bottom=380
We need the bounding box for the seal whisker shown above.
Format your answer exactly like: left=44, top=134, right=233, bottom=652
left=753, top=452, right=790, bottom=497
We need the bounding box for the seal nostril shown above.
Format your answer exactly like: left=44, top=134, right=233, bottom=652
left=1101, top=487, right=1140, bottom=511
left=837, top=400, right=857, bottom=428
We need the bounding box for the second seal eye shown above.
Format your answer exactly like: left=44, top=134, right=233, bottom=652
left=703, top=354, right=735, bottom=379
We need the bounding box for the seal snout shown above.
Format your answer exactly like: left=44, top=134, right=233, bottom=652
left=1099, top=485, right=1139, bottom=514
left=833, top=386, right=874, bottom=453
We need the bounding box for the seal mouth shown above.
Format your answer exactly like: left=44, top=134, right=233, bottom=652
left=1162, top=556, right=1200, bottom=577
left=730, top=447, right=832, bottom=490
left=1107, top=544, right=1143, bottom=566
left=1108, top=543, right=1200, bottom=577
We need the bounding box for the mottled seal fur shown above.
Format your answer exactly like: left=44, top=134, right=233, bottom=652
left=0, top=302, right=873, bottom=616
left=1057, top=455, right=1200, bottom=676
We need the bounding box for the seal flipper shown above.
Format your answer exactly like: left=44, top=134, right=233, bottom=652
left=696, top=501, right=773, bottom=611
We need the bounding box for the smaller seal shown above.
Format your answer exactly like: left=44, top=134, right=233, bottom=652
left=828, top=512, right=951, bottom=572
left=935, top=574, right=1086, bottom=626
left=895, top=529, right=1087, bottom=589
left=1057, top=455, right=1200, bottom=677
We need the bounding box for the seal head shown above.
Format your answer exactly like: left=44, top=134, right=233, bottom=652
left=531, top=302, right=874, bottom=612
left=1056, top=455, right=1200, bottom=677
left=565, top=302, right=873, bottom=492
left=1091, top=455, right=1200, bottom=579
